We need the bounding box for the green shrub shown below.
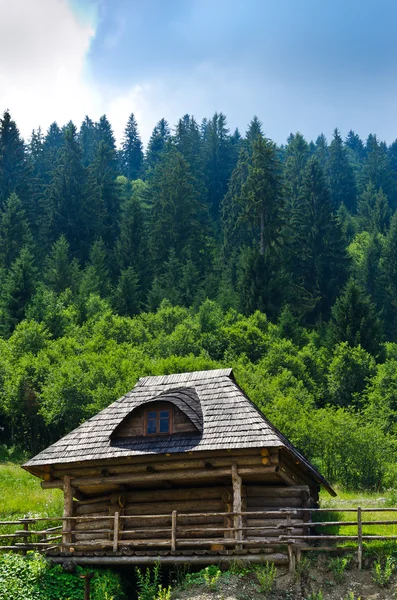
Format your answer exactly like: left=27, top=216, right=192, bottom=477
left=328, top=555, right=351, bottom=583
left=254, top=562, right=277, bottom=593
left=0, top=552, right=125, bottom=600
left=203, top=565, right=221, bottom=589
left=135, top=563, right=162, bottom=600
left=372, top=556, right=394, bottom=587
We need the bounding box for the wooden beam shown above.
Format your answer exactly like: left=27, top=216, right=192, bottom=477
left=50, top=553, right=289, bottom=566
left=62, top=476, right=74, bottom=550
left=42, top=466, right=278, bottom=489
left=232, top=464, right=243, bottom=547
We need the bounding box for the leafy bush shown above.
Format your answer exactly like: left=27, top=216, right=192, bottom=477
left=0, top=552, right=125, bottom=600
left=372, top=556, right=395, bottom=587
left=203, top=565, right=221, bottom=589
left=136, top=563, right=162, bottom=600
left=254, top=562, right=277, bottom=593
left=328, top=556, right=351, bottom=583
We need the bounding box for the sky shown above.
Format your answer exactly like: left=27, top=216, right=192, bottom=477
left=1, top=0, right=397, bottom=146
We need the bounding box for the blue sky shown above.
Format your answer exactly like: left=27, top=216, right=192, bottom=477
left=1, top=0, right=397, bottom=145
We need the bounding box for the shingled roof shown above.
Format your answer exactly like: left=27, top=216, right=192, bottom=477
left=24, top=368, right=333, bottom=493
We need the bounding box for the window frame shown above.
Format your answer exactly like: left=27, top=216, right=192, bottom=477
left=144, top=406, right=173, bottom=436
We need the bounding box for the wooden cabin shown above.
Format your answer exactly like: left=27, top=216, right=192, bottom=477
left=23, top=368, right=335, bottom=565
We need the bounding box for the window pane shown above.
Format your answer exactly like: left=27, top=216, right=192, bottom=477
left=147, top=418, right=156, bottom=434
left=147, top=411, right=157, bottom=419
left=159, top=410, right=169, bottom=419
left=159, top=417, right=169, bottom=433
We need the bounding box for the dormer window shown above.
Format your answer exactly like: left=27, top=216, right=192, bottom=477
left=145, top=408, right=172, bottom=435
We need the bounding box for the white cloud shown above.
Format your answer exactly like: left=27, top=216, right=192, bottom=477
left=0, top=0, right=101, bottom=140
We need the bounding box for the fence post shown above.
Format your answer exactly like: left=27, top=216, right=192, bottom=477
left=288, top=543, right=296, bottom=573
left=171, top=510, right=177, bottom=551
left=22, top=516, right=29, bottom=555
left=113, top=511, right=119, bottom=553
left=357, top=506, right=363, bottom=570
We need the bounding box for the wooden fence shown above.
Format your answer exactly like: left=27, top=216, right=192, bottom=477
left=1, top=507, right=397, bottom=570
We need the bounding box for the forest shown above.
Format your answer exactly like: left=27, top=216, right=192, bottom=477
left=0, top=108, right=397, bottom=490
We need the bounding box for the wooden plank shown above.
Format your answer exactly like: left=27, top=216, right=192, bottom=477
left=171, top=511, right=177, bottom=551
left=62, top=476, right=73, bottom=550
left=113, top=512, right=119, bottom=553
left=232, top=464, right=243, bottom=548
left=357, top=506, right=362, bottom=571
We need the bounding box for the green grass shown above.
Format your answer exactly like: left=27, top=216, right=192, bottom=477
left=0, top=462, right=62, bottom=518
left=0, top=462, right=63, bottom=542
left=318, top=486, right=397, bottom=538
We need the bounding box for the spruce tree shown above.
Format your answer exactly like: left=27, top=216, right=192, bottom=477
left=2, top=247, right=37, bottom=333
left=112, top=267, right=141, bottom=316
left=329, top=128, right=357, bottom=211
left=357, top=183, right=391, bottom=234
left=328, top=278, right=383, bottom=356
left=43, top=122, right=93, bottom=258
left=362, top=134, right=394, bottom=206
left=146, top=119, right=171, bottom=170
left=202, top=112, right=234, bottom=221
left=44, top=235, right=80, bottom=294
left=0, top=111, right=28, bottom=208
left=239, top=136, right=282, bottom=256
left=0, top=193, right=33, bottom=268
left=288, top=157, right=348, bottom=321
left=149, top=149, right=205, bottom=272
left=79, top=116, right=97, bottom=166
left=120, top=113, right=144, bottom=180
left=245, top=116, right=264, bottom=149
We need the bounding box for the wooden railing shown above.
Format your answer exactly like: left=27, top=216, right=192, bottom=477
left=1, top=507, right=397, bottom=570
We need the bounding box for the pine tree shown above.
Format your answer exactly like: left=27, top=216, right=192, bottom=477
left=95, top=115, right=117, bottom=155
left=2, top=247, right=37, bottom=333
left=43, top=122, right=93, bottom=258
left=362, top=134, right=395, bottom=206
left=329, top=128, right=357, bottom=211
left=245, top=116, right=264, bottom=149
left=120, top=113, right=144, bottom=180
left=221, top=148, right=251, bottom=254
left=382, top=211, right=397, bottom=338
left=79, top=238, right=111, bottom=299
left=357, top=183, right=391, bottom=234
left=283, top=132, right=310, bottom=208
left=145, top=119, right=171, bottom=170
left=0, top=193, right=33, bottom=268
left=239, top=136, right=282, bottom=256
left=79, top=116, right=97, bottom=166
left=44, top=235, right=80, bottom=294
left=173, top=114, right=203, bottom=179
left=88, top=140, right=120, bottom=246
left=202, top=112, right=235, bottom=221
left=287, top=157, right=348, bottom=321
left=314, top=133, right=329, bottom=172
left=149, top=149, right=205, bottom=272
left=112, top=267, right=141, bottom=316
left=328, top=278, right=383, bottom=356
left=0, top=110, right=28, bottom=208
left=115, top=191, right=148, bottom=287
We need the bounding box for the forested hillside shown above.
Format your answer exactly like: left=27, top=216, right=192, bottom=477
left=1, top=109, right=397, bottom=490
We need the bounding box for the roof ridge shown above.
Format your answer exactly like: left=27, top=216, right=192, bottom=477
left=137, top=368, right=233, bottom=386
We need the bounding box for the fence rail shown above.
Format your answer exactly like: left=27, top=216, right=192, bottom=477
left=1, top=507, right=396, bottom=570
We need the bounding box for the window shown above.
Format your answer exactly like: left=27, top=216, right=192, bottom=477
left=145, top=408, right=172, bottom=435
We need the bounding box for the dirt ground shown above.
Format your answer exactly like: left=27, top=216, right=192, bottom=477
left=172, top=558, right=397, bottom=600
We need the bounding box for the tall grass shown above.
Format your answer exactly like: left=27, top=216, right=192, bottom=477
left=0, top=463, right=62, bottom=519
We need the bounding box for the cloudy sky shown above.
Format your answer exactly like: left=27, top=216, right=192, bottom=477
left=1, top=0, right=397, bottom=146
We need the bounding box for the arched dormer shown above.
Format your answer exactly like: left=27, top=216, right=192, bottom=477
left=110, top=387, right=203, bottom=439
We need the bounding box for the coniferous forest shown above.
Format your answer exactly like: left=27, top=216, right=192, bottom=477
left=1, top=109, right=397, bottom=490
